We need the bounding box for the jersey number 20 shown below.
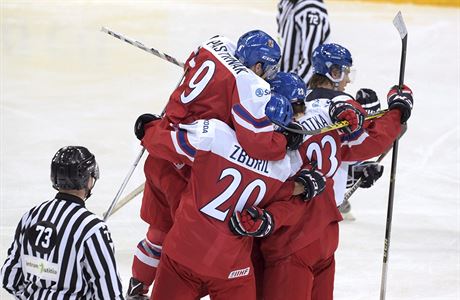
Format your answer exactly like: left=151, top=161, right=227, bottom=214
left=200, top=168, right=267, bottom=221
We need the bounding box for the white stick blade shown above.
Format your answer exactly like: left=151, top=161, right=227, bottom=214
left=393, top=11, right=408, bottom=39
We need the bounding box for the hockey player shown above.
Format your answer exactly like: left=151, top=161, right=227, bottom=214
left=277, top=0, right=330, bottom=83
left=144, top=93, right=326, bottom=299
left=1, top=146, right=124, bottom=299
left=252, top=43, right=414, bottom=300
left=127, top=30, right=304, bottom=299
left=268, top=71, right=308, bottom=117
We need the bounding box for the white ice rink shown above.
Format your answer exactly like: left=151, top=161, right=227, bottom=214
left=1, top=1, right=459, bottom=299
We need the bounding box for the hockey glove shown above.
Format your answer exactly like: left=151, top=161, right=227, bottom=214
left=348, top=161, right=384, bottom=188
left=329, top=101, right=365, bottom=134
left=229, top=206, right=274, bottom=238
left=356, top=88, right=380, bottom=114
left=134, top=113, right=161, bottom=140
left=387, top=84, right=413, bottom=123
left=294, top=168, right=326, bottom=201
left=282, top=122, right=304, bottom=150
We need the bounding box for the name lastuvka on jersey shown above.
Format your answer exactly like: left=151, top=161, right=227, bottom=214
left=206, top=39, right=248, bottom=75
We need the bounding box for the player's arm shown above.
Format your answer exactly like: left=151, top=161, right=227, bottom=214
left=231, top=76, right=288, bottom=161
left=82, top=224, right=124, bottom=299
left=229, top=169, right=327, bottom=237
left=265, top=168, right=327, bottom=229
left=141, top=116, right=218, bottom=166
left=341, top=85, right=413, bottom=161
left=1, top=217, right=26, bottom=296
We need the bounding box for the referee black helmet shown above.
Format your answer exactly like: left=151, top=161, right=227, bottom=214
left=51, top=146, right=99, bottom=190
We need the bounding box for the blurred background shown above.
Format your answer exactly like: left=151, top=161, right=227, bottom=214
left=1, top=1, right=459, bottom=299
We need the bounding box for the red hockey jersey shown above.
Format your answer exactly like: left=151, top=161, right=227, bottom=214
left=260, top=98, right=403, bottom=262
left=143, top=119, right=304, bottom=279
left=161, top=35, right=286, bottom=161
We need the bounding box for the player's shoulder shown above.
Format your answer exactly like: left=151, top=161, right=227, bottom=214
left=180, top=119, right=236, bottom=152
left=199, top=35, right=250, bottom=77
left=306, top=88, right=353, bottom=102
left=235, top=72, right=271, bottom=102
left=294, top=0, right=328, bottom=12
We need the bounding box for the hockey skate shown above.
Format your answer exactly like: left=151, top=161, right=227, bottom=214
left=126, top=277, right=149, bottom=300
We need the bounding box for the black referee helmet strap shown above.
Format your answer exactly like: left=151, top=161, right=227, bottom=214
left=50, top=146, right=99, bottom=191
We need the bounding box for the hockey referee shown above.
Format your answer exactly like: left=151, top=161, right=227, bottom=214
left=1, top=146, right=124, bottom=299
left=277, top=0, right=331, bottom=84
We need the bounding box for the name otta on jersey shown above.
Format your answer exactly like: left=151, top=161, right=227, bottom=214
left=206, top=39, right=248, bottom=75
left=229, top=145, right=269, bottom=174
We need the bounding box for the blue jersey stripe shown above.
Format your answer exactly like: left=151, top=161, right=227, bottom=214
left=177, top=130, right=197, bottom=157
left=233, top=104, right=272, bottom=128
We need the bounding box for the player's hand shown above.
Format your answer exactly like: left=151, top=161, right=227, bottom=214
left=229, top=207, right=274, bottom=238
left=329, top=101, right=365, bottom=134
left=356, top=88, right=380, bottom=114
left=350, top=161, right=384, bottom=188
left=294, top=168, right=326, bottom=201
left=387, top=84, right=413, bottom=123
left=282, top=122, right=304, bottom=150
left=134, top=113, right=161, bottom=140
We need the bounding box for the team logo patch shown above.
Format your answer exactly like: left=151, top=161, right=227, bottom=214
left=255, top=88, right=264, bottom=97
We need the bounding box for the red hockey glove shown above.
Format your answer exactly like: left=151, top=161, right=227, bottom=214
left=329, top=101, right=365, bottom=134
left=387, top=84, right=413, bottom=123
left=229, top=206, right=274, bottom=238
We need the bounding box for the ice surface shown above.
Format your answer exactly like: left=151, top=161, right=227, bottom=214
left=1, top=1, right=459, bottom=299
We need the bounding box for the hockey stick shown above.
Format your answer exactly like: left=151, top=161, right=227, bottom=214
left=101, top=27, right=185, bottom=68
left=380, top=11, right=408, bottom=300
left=106, top=182, right=145, bottom=218
left=342, top=125, right=407, bottom=202
left=101, top=26, right=389, bottom=136
left=281, top=109, right=388, bottom=135
left=103, top=147, right=146, bottom=221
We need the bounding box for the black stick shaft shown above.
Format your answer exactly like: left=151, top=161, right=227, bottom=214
left=380, top=12, right=408, bottom=300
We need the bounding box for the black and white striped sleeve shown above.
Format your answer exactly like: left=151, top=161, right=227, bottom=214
left=278, top=0, right=331, bottom=82
left=1, top=214, right=26, bottom=297
left=82, top=224, right=124, bottom=300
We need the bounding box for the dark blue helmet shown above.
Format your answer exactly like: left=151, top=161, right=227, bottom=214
left=235, top=30, right=281, bottom=79
left=268, top=72, right=307, bottom=104
left=51, top=146, right=99, bottom=190
left=265, top=92, right=293, bottom=128
left=312, top=43, right=352, bottom=78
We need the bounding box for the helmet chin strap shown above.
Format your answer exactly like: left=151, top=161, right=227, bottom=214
left=326, top=72, right=344, bottom=91
left=84, top=177, right=97, bottom=200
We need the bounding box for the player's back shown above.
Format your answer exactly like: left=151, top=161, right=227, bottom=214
left=164, top=35, right=271, bottom=128
left=162, top=119, right=292, bottom=279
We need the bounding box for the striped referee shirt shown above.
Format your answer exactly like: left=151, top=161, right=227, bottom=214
left=277, top=0, right=331, bottom=83
left=1, top=192, right=124, bottom=299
